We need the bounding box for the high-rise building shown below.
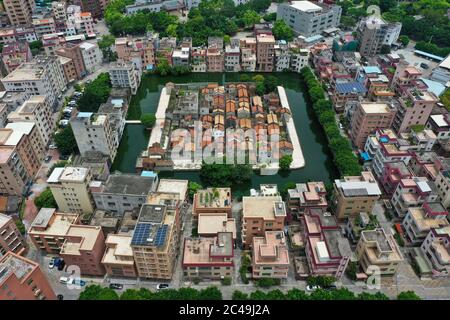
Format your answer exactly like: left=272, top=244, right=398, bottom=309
left=0, top=251, right=56, bottom=300
left=109, top=60, right=141, bottom=95
left=0, top=213, right=26, bottom=256
left=3, top=0, right=35, bottom=26
left=47, top=166, right=95, bottom=214
left=356, top=15, right=401, bottom=57
left=256, top=34, right=275, bottom=72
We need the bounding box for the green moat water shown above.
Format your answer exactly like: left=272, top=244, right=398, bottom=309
left=111, top=73, right=339, bottom=196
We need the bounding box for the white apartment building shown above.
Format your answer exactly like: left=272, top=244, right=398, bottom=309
left=79, top=42, right=103, bottom=73
left=224, top=44, right=241, bottom=72
left=1, top=55, right=67, bottom=108
left=290, top=48, right=309, bottom=73
left=241, top=48, right=256, bottom=72
left=7, top=95, right=54, bottom=145
left=66, top=5, right=95, bottom=36
left=70, top=111, right=118, bottom=163
left=277, top=1, right=342, bottom=37
left=47, top=166, right=95, bottom=214
left=172, top=48, right=190, bottom=67
left=109, top=60, right=142, bottom=95
left=52, top=1, right=67, bottom=21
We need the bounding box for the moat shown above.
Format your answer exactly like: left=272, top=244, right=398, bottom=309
left=111, top=73, right=339, bottom=196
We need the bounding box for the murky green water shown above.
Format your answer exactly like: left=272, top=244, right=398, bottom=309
left=111, top=73, right=339, bottom=196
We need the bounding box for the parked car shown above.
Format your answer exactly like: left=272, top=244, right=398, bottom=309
left=57, top=260, right=66, bottom=271
left=48, top=258, right=56, bottom=269
left=324, top=284, right=337, bottom=291
left=44, top=155, right=52, bottom=163
left=71, top=279, right=86, bottom=286
left=339, top=123, right=344, bottom=130
left=59, top=154, right=69, bottom=160
left=49, top=144, right=58, bottom=149
left=156, top=283, right=170, bottom=290
left=420, top=63, right=429, bottom=69
left=109, top=283, right=123, bottom=290
left=57, top=294, right=64, bottom=300
left=306, top=285, right=320, bottom=292
left=59, top=119, right=69, bottom=128
left=59, top=276, right=71, bottom=284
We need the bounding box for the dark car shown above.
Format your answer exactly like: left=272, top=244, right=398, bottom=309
left=109, top=283, right=123, bottom=290
left=420, top=63, right=429, bottom=69
left=59, top=155, right=69, bottom=160
left=57, top=294, right=64, bottom=300
left=324, top=285, right=337, bottom=291
left=44, top=156, right=52, bottom=163
left=57, top=260, right=66, bottom=271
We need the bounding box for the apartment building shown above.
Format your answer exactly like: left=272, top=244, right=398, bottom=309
left=67, top=11, right=95, bottom=37
left=1, top=41, right=32, bottom=74
left=206, top=47, right=224, bottom=72
left=131, top=203, right=180, bottom=280
left=435, top=167, right=450, bottom=209
left=1, top=55, right=67, bottom=108
left=0, top=251, right=56, bottom=300
left=277, top=1, right=342, bottom=37
left=109, top=60, right=141, bottom=95
left=172, top=48, right=190, bottom=67
left=79, top=42, right=102, bottom=74
left=193, top=187, right=232, bottom=218
left=197, top=213, right=236, bottom=239
left=0, top=123, right=45, bottom=191
left=47, top=166, right=95, bottom=214
left=240, top=47, right=256, bottom=72
left=0, top=213, right=26, bottom=256
left=191, top=47, right=207, bottom=72
left=58, top=56, right=77, bottom=83
left=403, top=203, right=449, bottom=245
left=332, top=171, right=382, bottom=220
left=356, top=15, right=401, bottom=57
left=183, top=232, right=234, bottom=280
left=378, top=161, right=412, bottom=196
left=7, top=95, right=54, bottom=146
left=356, top=228, right=404, bottom=276
left=115, top=35, right=157, bottom=71
left=349, top=102, right=396, bottom=149
left=32, top=18, right=56, bottom=39
left=3, top=0, right=35, bottom=26
left=72, top=0, right=106, bottom=19
left=286, top=181, right=327, bottom=215
left=70, top=111, right=117, bottom=162
left=372, top=140, right=412, bottom=178
left=390, top=177, right=439, bottom=218
left=224, top=43, right=241, bottom=72
left=52, top=1, right=67, bottom=21
left=391, top=62, right=422, bottom=93
left=102, top=234, right=137, bottom=277
left=420, top=226, right=450, bottom=277
left=59, top=224, right=105, bottom=276
left=426, top=114, right=450, bottom=143
left=28, top=208, right=79, bottom=254
left=252, top=231, right=289, bottom=279
left=393, top=88, right=438, bottom=134
left=56, top=43, right=87, bottom=80
left=303, top=208, right=351, bottom=277
left=91, top=173, right=158, bottom=216
left=256, top=34, right=275, bottom=72
left=241, top=196, right=286, bottom=248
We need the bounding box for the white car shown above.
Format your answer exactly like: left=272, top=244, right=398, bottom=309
left=306, top=285, right=320, bottom=292
left=156, top=283, right=170, bottom=290
left=49, top=144, right=58, bottom=149
left=48, top=259, right=55, bottom=269
left=59, top=276, right=71, bottom=284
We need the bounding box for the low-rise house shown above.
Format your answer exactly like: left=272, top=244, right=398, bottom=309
left=420, top=226, right=450, bottom=277
left=287, top=182, right=327, bottom=216
left=197, top=213, right=236, bottom=239
left=252, top=231, right=289, bottom=279
left=102, top=234, right=137, bottom=277
left=183, top=232, right=234, bottom=280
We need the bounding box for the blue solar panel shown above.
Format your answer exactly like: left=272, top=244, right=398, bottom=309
left=154, top=225, right=169, bottom=247
left=335, top=82, right=367, bottom=94
left=131, top=224, right=152, bottom=246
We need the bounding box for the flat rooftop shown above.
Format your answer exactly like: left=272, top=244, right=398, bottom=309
left=102, top=234, right=134, bottom=266
left=0, top=253, right=35, bottom=285
left=60, top=225, right=102, bottom=255
left=29, top=211, right=78, bottom=236
left=242, top=196, right=286, bottom=219
left=361, top=229, right=394, bottom=252
left=183, top=232, right=233, bottom=266
left=198, top=213, right=236, bottom=238
left=409, top=207, right=449, bottom=232
left=289, top=1, right=322, bottom=12
left=195, top=188, right=231, bottom=209
left=157, top=179, right=188, bottom=202
left=101, top=174, right=156, bottom=196
left=59, top=167, right=89, bottom=183
left=361, top=103, right=392, bottom=114
left=253, top=231, right=289, bottom=266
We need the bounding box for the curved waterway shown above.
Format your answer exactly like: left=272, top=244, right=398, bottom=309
left=111, top=72, right=339, bottom=197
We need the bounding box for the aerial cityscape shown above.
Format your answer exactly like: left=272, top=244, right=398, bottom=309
left=0, top=0, right=449, bottom=305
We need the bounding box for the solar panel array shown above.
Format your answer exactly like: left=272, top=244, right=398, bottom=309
left=154, top=224, right=169, bottom=247
left=335, top=82, right=367, bottom=94
left=131, top=223, right=152, bottom=246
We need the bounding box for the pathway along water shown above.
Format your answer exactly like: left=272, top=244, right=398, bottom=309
left=111, top=73, right=339, bottom=197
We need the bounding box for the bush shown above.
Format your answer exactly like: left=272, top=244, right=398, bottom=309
left=254, top=278, right=281, bottom=288
left=221, top=277, right=232, bottom=286
left=306, top=275, right=336, bottom=288
left=397, top=291, right=421, bottom=300
left=192, top=277, right=201, bottom=285
left=15, top=219, right=26, bottom=234
left=279, top=154, right=293, bottom=171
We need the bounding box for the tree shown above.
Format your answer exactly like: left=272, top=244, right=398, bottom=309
left=252, top=74, right=265, bottom=83
left=29, top=40, right=43, bottom=56
left=98, top=35, right=117, bottom=62
left=140, top=113, right=156, bottom=129
left=255, top=82, right=265, bottom=96
left=15, top=219, right=26, bottom=234
left=54, top=125, right=77, bottom=155
left=242, top=10, right=261, bottom=27
left=280, top=181, right=296, bottom=199
left=380, top=44, right=391, bottom=54
left=255, top=278, right=281, bottom=288
left=79, top=285, right=119, bottom=300
left=77, top=73, right=112, bottom=112
left=34, top=188, right=57, bottom=209
left=397, top=291, right=421, bottom=300
left=200, top=161, right=253, bottom=187
left=120, top=289, right=144, bottom=300
left=223, top=35, right=231, bottom=45
left=221, top=277, right=232, bottom=285
left=398, top=35, right=410, bottom=46
left=307, top=276, right=336, bottom=288
left=263, top=76, right=278, bottom=93
left=279, top=155, right=293, bottom=171
left=272, top=20, right=295, bottom=41
left=240, top=74, right=251, bottom=82
left=198, top=286, right=222, bottom=300
left=188, top=181, right=203, bottom=199
left=286, top=289, right=309, bottom=300
left=166, top=24, right=178, bottom=37
left=232, top=290, right=248, bottom=300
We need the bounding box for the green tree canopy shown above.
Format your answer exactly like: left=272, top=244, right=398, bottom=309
left=272, top=20, right=295, bottom=41
left=54, top=125, right=77, bottom=156
left=34, top=188, right=57, bottom=210
left=77, top=73, right=112, bottom=112
left=140, top=113, right=156, bottom=128
left=279, top=155, right=293, bottom=171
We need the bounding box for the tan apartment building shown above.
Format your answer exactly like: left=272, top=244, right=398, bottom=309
left=198, top=213, right=236, bottom=239
left=420, top=226, right=450, bottom=277
left=131, top=203, right=180, bottom=280
left=256, top=34, right=275, bottom=72
left=47, top=166, right=95, bottom=214
left=182, top=232, right=234, bottom=280
left=3, top=0, right=35, bottom=26
left=332, top=171, right=382, bottom=220
left=0, top=251, right=56, bottom=300
left=7, top=95, right=54, bottom=145
left=58, top=56, right=77, bottom=83
left=0, top=146, right=30, bottom=195
left=28, top=208, right=79, bottom=254
left=56, top=43, right=86, bottom=80
left=60, top=225, right=105, bottom=276
left=206, top=47, right=224, bottom=72
left=102, top=234, right=137, bottom=277
left=252, top=231, right=289, bottom=278
left=193, top=187, right=232, bottom=218
left=0, top=213, right=26, bottom=256
left=349, top=102, right=396, bottom=149
left=242, top=196, right=286, bottom=248
left=355, top=228, right=404, bottom=276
